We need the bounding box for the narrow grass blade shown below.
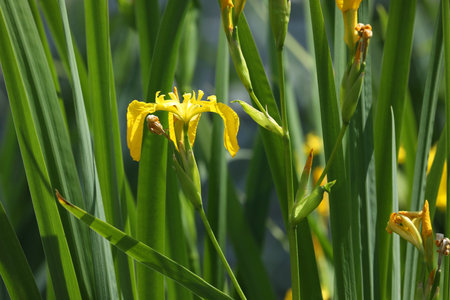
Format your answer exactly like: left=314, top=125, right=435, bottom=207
left=443, top=0, right=450, bottom=297
left=136, top=0, right=191, bottom=298
left=403, top=8, right=443, bottom=300
left=0, top=6, right=81, bottom=298
left=308, top=0, right=355, bottom=298
left=373, top=1, right=417, bottom=298
left=204, top=27, right=229, bottom=289
left=56, top=193, right=232, bottom=300
left=0, top=200, right=41, bottom=300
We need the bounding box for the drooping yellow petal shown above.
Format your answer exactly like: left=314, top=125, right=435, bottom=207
left=127, top=100, right=155, bottom=161
left=212, top=101, right=240, bottom=157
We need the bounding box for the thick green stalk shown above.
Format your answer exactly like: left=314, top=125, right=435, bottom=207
left=277, top=49, right=299, bottom=300
left=198, top=209, right=246, bottom=300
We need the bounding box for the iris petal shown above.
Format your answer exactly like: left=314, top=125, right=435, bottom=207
left=127, top=100, right=155, bottom=161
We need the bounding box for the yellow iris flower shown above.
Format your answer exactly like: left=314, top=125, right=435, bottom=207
left=127, top=87, right=240, bottom=161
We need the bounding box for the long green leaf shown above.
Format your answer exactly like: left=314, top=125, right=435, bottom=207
left=136, top=0, right=191, bottom=298
left=389, top=108, right=401, bottom=300
left=309, top=0, right=355, bottom=298
left=373, top=0, right=416, bottom=298
left=135, top=0, right=159, bottom=95
left=403, top=8, right=443, bottom=300
left=166, top=164, right=194, bottom=300
left=57, top=194, right=233, bottom=300
left=0, top=6, right=81, bottom=298
left=85, top=1, right=135, bottom=298
left=0, top=0, right=99, bottom=297
left=57, top=0, right=119, bottom=298
left=0, top=200, right=41, bottom=300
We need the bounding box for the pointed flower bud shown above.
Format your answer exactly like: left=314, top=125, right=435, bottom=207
left=340, top=24, right=372, bottom=124
left=232, top=100, right=283, bottom=136
left=291, top=180, right=336, bottom=227
left=269, top=0, right=291, bottom=49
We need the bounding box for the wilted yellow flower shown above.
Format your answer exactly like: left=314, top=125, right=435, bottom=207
left=386, top=200, right=433, bottom=264
left=127, top=87, right=240, bottom=161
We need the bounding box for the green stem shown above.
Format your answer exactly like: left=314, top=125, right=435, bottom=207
left=315, top=123, right=348, bottom=187
left=198, top=208, right=247, bottom=300
left=277, top=49, right=300, bottom=299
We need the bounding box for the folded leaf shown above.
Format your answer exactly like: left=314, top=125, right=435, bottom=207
left=56, top=192, right=232, bottom=300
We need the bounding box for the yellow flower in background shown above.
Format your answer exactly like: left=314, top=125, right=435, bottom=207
left=336, top=0, right=362, bottom=48
left=127, top=87, right=240, bottom=161
left=436, top=162, right=447, bottom=210
left=313, top=167, right=329, bottom=218
left=398, top=146, right=406, bottom=165
left=426, top=145, right=447, bottom=210
left=284, top=288, right=292, bottom=300
left=303, top=133, right=323, bottom=155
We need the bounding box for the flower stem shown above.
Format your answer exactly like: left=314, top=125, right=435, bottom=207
left=277, top=48, right=300, bottom=299
left=198, top=208, right=247, bottom=300
left=315, top=123, right=348, bottom=187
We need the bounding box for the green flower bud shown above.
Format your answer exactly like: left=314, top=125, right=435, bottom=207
left=269, top=0, right=291, bottom=50
left=291, top=181, right=336, bottom=227
left=340, top=59, right=364, bottom=124
left=232, top=100, right=283, bottom=136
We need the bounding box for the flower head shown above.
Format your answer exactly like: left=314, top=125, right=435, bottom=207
left=386, top=200, right=434, bottom=267
left=127, top=87, right=240, bottom=161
